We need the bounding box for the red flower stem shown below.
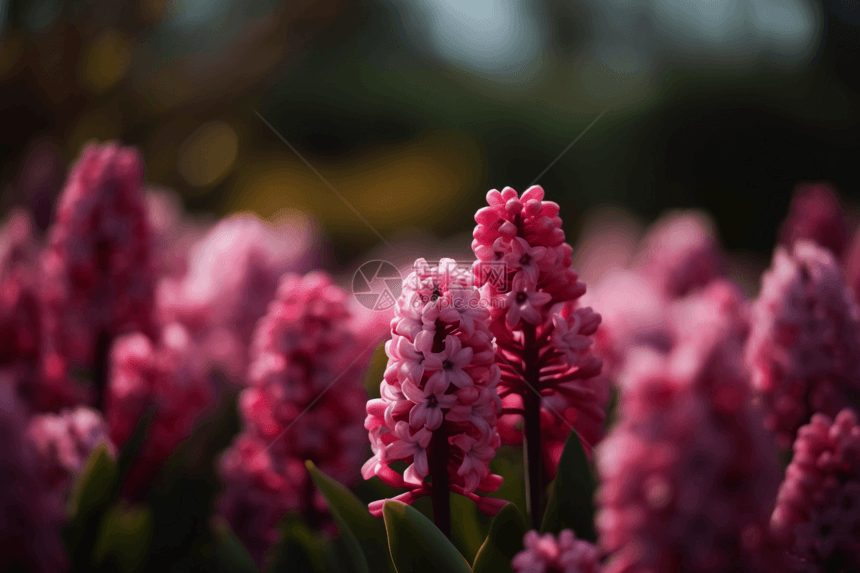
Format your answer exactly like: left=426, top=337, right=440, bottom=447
left=429, top=426, right=451, bottom=538
left=522, top=324, right=544, bottom=530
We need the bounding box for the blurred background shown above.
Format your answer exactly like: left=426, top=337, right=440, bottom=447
left=1, top=0, right=858, bottom=275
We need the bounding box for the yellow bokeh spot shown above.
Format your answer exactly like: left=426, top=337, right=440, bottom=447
left=79, top=29, right=132, bottom=94
left=177, top=121, right=239, bottom=191
left=226, top=130, right=483, bottom=240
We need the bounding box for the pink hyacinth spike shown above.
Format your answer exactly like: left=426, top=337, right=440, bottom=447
left=108, top=322, right=214, bottom=496
left=27, top=407, right=115, bottom=514
left=362, top=258, right=506, bottom=522
left=632, top=210, right=724, bottom=299
left=745, top=241, right=860, bottom=449
left=0, top=377, right=68, bottom=572
left=771, top=409, right=860, bottom=572
left=219, top=271, right=372, bottom=565
left=596, top=289, right=785, bottom=573
left=511, top=530, right=601, bottom=573
left=779, top=183, right=850, bottom=259
left=157, top=211, right=315, bottom=382
left=472, top=186, right=605, bottom=508
left=41, top=142, right=157, bottom=372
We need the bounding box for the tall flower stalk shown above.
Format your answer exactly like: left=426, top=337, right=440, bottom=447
left=362, top=258, right=506, bottom=535
left=472, top=186, right=603, bottom=528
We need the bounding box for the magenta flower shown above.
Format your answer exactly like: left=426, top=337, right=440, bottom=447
left=0, top=209, right=41, bottom=368
left=27, top=407, right=115, bottom=513
left=108, top=322, right=214, bottom=496
left=745, top=241, right=860, bottom=448
left=157, top=212, right=314, bottom=382
left=779, top=183, right=850, bottom=259
left=632, top=210, right=723, bottom=299
left=511, top=530, right=601, bottom=573
left=145, top=188, right=212, bottom=280
left=220, top=271, right=371, bottom=562
left=472, top=186, right=605, bottom=526
left=0, top=378, right=68, bottom=573
left=771, top=409, right=860, bottom=571
left=363, top=258, right=505, bottom=528
left=596, top=289, right=785, bottom=573
left=40, top=142, right=156, bottom=372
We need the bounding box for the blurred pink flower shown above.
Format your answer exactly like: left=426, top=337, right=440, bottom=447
left=1, top=209, right=88, bottom=411
left=108, top=322, right=214, bottom=496
left=363, top=258, right=505, bottom=517
left=771, top=409, right=860, bottom=571
left=145, top=188, right=213, bottom=280
left=158, top=211, right=315, bottom=382
left=596, top=288, right=784, bottom=573
left=745, top=241, right=860, bottom=449
left=27, top=407, right=115, bottom=513
left=511, top=530, right=601, bottom=573
left=0, top=377, right=68, bottom=572
left=41, top=142, right=157, bottom=371
left=473, top=186, right=604, bottom=482
left=779, top=183, right=850, bottom=259
left=220, top=271, right=371, bottom=562
left=632, top=210, right=724, bottom=300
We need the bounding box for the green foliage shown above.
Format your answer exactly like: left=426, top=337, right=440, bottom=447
left=212, top=518, right=260, bottom=573
left=306, top=461, right=392, bottom=573
left=540, top=431, right=597, bottom=541
left=266, top=519, right=327, bottom=573
left=382, top=501, right=472, bottom=573
left=472, top=504, right=527, bottom=573
left=92, top=503, right=153, bottom=573
left=363, top=343, right=388, bottom=400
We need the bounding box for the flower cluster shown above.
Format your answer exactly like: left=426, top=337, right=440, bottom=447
left=745, top=241, right=860, bottom=449
left=631, top=210, right=724, bottom=300
left=219, top=272, right=371, bottom=564
left=0, top=379, right=67, bottom=573
left=779, top=183, right=850, bottom=259
left=596, top=282, right=784, bottom=573
left=771, top=409, right=860, bottom=571
left=472, top=186, right=604, bottom=480
left=362, top=258, right=506, bottom=516
left=511, top=530, right=601, bottom=573
left=40, top=142, right=156, bottom=372
left=26, top=407, right=115, bottom=513
left=157, top=212, right=314, bottom=381
left=108, top=322, right=214, bottom=495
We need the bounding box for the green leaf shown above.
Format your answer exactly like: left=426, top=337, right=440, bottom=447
left=364, top=342, right=388, bottom=400
left=92, top=503, right=153, bottom=573
left=306, top=461, right=394, bottom=572
left=472, top=503, right=527, bottom=573
left=305, top=461, right=377, bottom=573
left=116, top=406, right=156, bottom=483
left=212, top=517, right=260, bottom=573
left=267, top=518, right=327, bottom=573
left=540, top=431, right=597, bottom=541
left=64, top=444, right=120, bottom=564
left=382, top=500, right=472, bottom=573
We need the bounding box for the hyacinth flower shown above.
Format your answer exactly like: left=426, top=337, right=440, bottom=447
left=472, top=185, right=604, bottom=527
left=631, top=210, right=724, bottom=300
left=596, top=283, right=785, bottom=573
left=362, top=258, right=507, bottom=536
left=779, top=183, right=850, bottom=259
left=157, top=211, right=314, bottom=382
left=219, top=272, right=371, bottom=564
left=745, top=241, right=860, bottom=449
left=771, top=409, right=860, bottom=572
left=108, top=322, right=214, bottom=497
left=41, top=142, right=157, bottom=409
left=511, top=530, right=601, bottom=573
left=27, top=407, right=115, bottom=514
left=0, top=377, right=68, bottom=573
